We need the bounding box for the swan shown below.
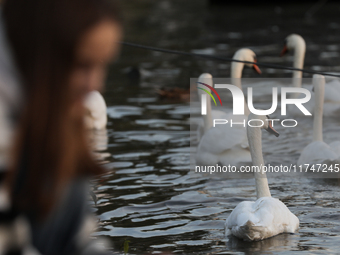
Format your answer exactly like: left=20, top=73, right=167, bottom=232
left=196, top=73, right=230, bottom=141
left=297, top=74, right=340, bottom=166
left=225, top=114, right=299, bottom=241
left=83, top=90, right=108, bottom=130
left=195, top=51, right=261, bottom=166
left=281, top=34, right=340, bottom=116
left=195, top=48, right=261, bottom=142
left=195, top=49, right=261, bottom=166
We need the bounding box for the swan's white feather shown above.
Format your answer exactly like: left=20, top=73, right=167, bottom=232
left=84, top=91, right=108, bottom=130
left=329, top=141, right=340, bottom=157
left=297, top=141, right=339, bottom=166
left=195, top=115, right=250, bottom=166
left=218, top=145, right=252, bottom=166
left=225, top=197, right=299, bottom=241
left=197, top=110, right=231, bottom=142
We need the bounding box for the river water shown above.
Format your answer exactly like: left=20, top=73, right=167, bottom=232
left=92, top=1, right=340, bottom=254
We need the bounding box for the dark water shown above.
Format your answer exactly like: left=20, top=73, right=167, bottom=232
left=92, top=1, right=340, bottom=254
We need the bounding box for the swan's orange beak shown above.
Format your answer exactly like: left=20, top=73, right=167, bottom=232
left=266, top=119, right=280, bottom=137
left=280, top=45, right=288, bottom=57
left=252, top=59, right=262, bottom=74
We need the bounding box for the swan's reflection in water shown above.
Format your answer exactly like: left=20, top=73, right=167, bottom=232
left=88, top=128, right=110, bottom=162
left=225, top=233, right=299, bottom=254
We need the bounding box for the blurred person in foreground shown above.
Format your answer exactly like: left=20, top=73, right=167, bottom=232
left=0, top=0, right=122, bottom=254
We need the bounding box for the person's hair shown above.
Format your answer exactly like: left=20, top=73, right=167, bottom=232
left=3, top=0, right=121, bottom=218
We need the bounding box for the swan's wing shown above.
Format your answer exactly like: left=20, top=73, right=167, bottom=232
left=195, top=114, right=249, bottom=165
left=252, top=197, right=299, bottom=233
left=211, top=110, right=231, bottom=120
left=196, top=110, right=230, bottom=134
left=297, top=141, right=339, bottom=165
left=194, top=148, right=221, bottom=166
left=196, top=144, right=251, bottom=167
left=218, top=145, right=251, bottom=166
left=197, top=121, right=247, bottom=155
left=225, top=201, right=255, bottom=230
left=225, top=197, right=299, bottom=241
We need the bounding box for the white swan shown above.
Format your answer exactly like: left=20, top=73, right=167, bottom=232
left=196, top=73, right=230, bottom=141
left=280, top=34, right=306, bottom=88
left=297, top=75, right=340, bottom=166
left=281, top=34, right=340, bottom=116
left=83, top=90, right=108, bottom=130
left=195, top=49, right=261, bottom=167
left=196, top=49, right=262, bottom=140
left=225, top=114, right=299, bottom=241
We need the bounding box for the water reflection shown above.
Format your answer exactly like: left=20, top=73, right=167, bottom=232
left=225, top=234, right=299, bottom=254
left=93, top=0, right=340, bottom=254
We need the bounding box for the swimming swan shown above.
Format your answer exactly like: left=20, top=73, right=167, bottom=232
left=225, top=114, right=299, bottom=241
left=281, top=34, right=340, bottom=116
left=196, top=49, right=262, bottom=140
left=297, top=74, right=340, bottom=165
left=84, top=91, right=108, bottom=130
left=196, top=73, right=229, bottom=141
left=195, top=49, right=261, bottom=166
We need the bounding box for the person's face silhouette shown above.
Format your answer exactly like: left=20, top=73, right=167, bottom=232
left=70, top=20, right=122, bottom=104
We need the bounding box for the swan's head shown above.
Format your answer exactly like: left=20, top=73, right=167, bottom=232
left=232, top=48, right=261, bottom=74
left=197, top=73, right=213, bottom=96
left=280, top=34, right=306, bottom=56
left=247, top=113, right=280, bottom=137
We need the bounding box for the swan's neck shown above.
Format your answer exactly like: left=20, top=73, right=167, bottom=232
left=231, top=62, right=250, bottom=116
left=202, top=94, right=213, bottom=132
left=231, top=62, right=244, bottom=80
left=247, top=125, right=271, bottom=199
left=313, top=82, right=324, bottom=142
left=292, top=42, right=306, bottom=88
